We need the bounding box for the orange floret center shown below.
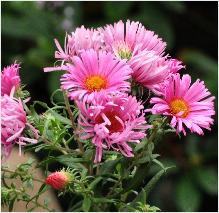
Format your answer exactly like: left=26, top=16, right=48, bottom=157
left=169, top=98, right=189, bottom=118
left=85, top=75, right=107, bottom=92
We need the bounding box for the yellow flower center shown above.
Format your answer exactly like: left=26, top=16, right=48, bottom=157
left=169, top=98, right=189, bottom=118
left=85, top=75, right=107, bottom=92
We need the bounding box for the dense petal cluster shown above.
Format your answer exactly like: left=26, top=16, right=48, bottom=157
left=76, top=93, right=151, bottom=162
left=60, top=49, right=132, bottom=102
left=54, top=26, right=103, bottom=63
left=130, top=51, right=169, bottom=89
left=100, top=20, right=166, bottom=58
left=1, top=94, right=38, bottom=158
left=1, top=63, right=21, bottom=96
left=150, top=74, right=215, bottom=135
left=1, top=64, right=39, bottom=159
left=151, top=58, right=185, bottom=95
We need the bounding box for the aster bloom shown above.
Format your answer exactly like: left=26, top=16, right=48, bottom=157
left=44, top=26, right=104, bottom=72
left=100, top=20, right=166, bottom=60
left=45, top=171, right=73, bottom=190
left=100, top=20, right=169, bottom=89
left=60, top=49, right=132, bottom=102
left=150, top=74, right=215, bottom=135
left=130, top=51, right=170, bottom=89
left=1, top=92, right=38, bottom=159
left=151, top=58, right=185, bottom=95
left=1, top=63, right=21, bottom=96
left=76, top=93, right=151, bottom=163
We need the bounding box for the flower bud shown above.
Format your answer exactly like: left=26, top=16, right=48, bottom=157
left=45, top=171, right=72, bottom=190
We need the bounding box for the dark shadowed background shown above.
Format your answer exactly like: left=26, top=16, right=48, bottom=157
left=1, top=1, right=218, bottom=212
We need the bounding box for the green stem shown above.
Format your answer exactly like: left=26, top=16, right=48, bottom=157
left=1, top=168, right=44, bottom=184
left=62, top=90, right=84, bottom=154
left=40, top=136, right=81, bottom=156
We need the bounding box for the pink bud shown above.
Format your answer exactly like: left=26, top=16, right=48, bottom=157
left=45, top=171, right=72, bottom=190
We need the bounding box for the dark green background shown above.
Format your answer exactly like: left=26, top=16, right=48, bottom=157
left=2, top=1, right=218, bottom=211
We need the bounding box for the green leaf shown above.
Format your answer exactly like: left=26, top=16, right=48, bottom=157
left=49, top=110, right=71, bottom=126
left=33, top=101, right=49, bottom=109
left=144, top=169, right=165, bottom=196
left=123, top=164, right=150, bottom=192
left=38, top=183, right=48, bottom=195
left=57, top=155, right=87, bottom=164
left=134, top=138, right=148, bottom=152
left=175, top=176, right=201, bottom=211
left=89, top=177, right=103, bottom=190
left=56, top=155, right=87, bottom=169
left=99, top=159, right=121, bottom=175
left=152, top=159, right=165, bottom=170
left=130, top=189, right=146, bottom=208
left=136, top=155, right=150, bottom=164
left=93, top=197, right=115, bottom=203
left=195, top=167, right=218, bottom=195
left=82, top=197, right=91, bottom=212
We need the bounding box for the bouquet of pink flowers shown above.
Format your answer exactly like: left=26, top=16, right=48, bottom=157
left=1, top=20, right=215, bottom=212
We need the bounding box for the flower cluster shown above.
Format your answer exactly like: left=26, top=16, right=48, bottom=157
left=1, top=63, right=38, bottom=159
left=43, top=20, right=215, bottom=162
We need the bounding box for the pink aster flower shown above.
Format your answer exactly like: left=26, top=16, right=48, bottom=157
left=100, top=20, right=166, bottom=59
left=76, top=93, right=151, bottom=163
left=1, top=63, right=21, bottom=96
left=1, top=92, right=39, bottom=159
left=44, top=26, right=104, bottom=72
left=151, top=58, right=185, bottom=95
left=150, top=73, right=215, bottom=135
left=130, top=51, right=170, bottom=89
left=59, top=49, right=132, bottom=102
left=46, top=171, right=73, bottom=190
left=100, top=20, right=169, bottom=89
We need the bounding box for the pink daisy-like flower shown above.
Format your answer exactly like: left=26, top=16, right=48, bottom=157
left=76, top=93, right=151, bottom=163
left=46, top=26, right=104, bottom=69
left=100, top=20, right=166, bottom=59
left=100, top=20, right=169, bottom=89
left=1, top=92, right=39, bottom=159
left=59, top=49, right=132, bottom=102
left=150, top=73, right=215, bottom=135
left=130, top=51, right=170, bottom=89
left=151, top=58, right=185, bottom=95
left=1, top=63, right=21, bottom=96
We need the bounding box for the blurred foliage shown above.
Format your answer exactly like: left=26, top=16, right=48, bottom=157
left=1, top=1, right=217, bottom=212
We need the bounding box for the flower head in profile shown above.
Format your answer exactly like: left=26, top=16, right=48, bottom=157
left=1, top=63, right=21, bottom=96
left=60, top=49, right=132, bottom=102
left=45, top=171, right=73, bottom=190
left=1, top=93, right=38, bottom=159
left=51, top=26, right=103, bottom=66
left=130, top=51, right=170, bottom=89
left=150, top=74, right=215, bottom=135
left=76, top=93, right=151, bottom=163
left=151, top=58, right=185, bottom=95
